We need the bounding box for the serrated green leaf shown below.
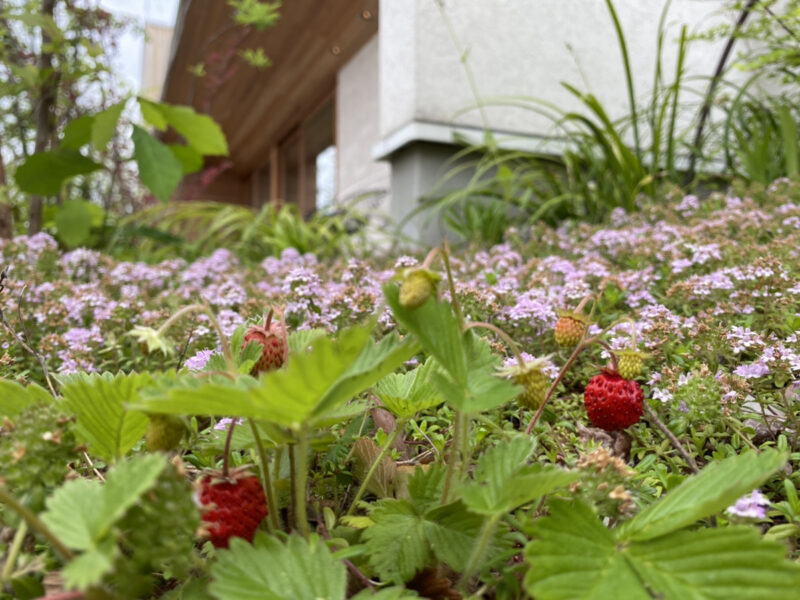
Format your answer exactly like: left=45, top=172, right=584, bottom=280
left=350, top=587, right=421, bottom=599
left=423, top=500, right=488, bottom=572
left=61, top=544, right=115, bottom=590
left=156, top=103, right=229, bottom=156
left=460, top=437, right=577, bottom=515
left=407, top=464, right=446, bottom=514
left=55, top=199, right=92, bottom=248
left=41, top=479, right=104, bottom=550
left=169, top=144, right=204, bottom=174
left=59, top=372, right=151, bottom=462
left=209, top=534, right=346, bottom=600
left=621, top=450, right=787, bottom=542
left=363, top=499, right=430, bottom=584
left=524, top=500, right=648, bottom=600
left=629, top=526, right=800, bottom=599
left=288, top=329, right=327, bottom=354
left=134, top=374, right=255, bottom=417
left=132, top=124, right=184, bottom=201
left=313, top=332, right=418, bottom=425
left=42, top=455, right=165, bottom=551
left=375, top=359, right=442, bottom=419
left=61, top=115, right=94, bottom=150
left=0, top=380, right=50, bottom=417
left=14, top=149, right=103, bottom=195
left=384, top=283, right=467, bottom=385
left=91, top=101, right=125, bottom=151
left=525, top=499, right=800, bottom=600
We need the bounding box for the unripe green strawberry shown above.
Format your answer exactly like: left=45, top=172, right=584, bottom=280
left=498, top=356, right=551, bottom=410
left=615, top=349, right=647, bottom=380
left=145, top=414, right=185, bottom=452
left=554, top=311, right=588, bottom=348
left=399, top=268, right=441, bottom=310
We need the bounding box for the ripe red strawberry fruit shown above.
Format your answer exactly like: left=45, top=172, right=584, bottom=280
left=196, top=468, right=268, bottom=549
left=554, top=311, right=588, bottom=348
left=584, top=372, right=643, bottom=431
left=242, top=308, right=288, bottom=375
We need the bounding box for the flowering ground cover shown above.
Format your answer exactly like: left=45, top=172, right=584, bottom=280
left=2, top=180, right=800, bottom=598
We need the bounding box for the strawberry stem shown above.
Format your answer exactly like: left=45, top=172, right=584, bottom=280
left=222, top=418, right=237, bottom=478
left=264, top=308, right=274, bottom=330
left=421, top=246, right=442, bottom=269
left=295, top=429, right=311, bottom=539
left=0, top=487, right=73, bottom=562
left=643, top=403, right=699, bottom=474
left=574, top=293, right=595, bottom=316
left=463, top=321, right=526, bottom=370
left=346, top=419, right=406, bottom=516
left=248, top=418, right=280, bottom=532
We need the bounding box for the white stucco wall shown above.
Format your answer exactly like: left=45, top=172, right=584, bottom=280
left=336, top=35, right=392, bottom=206
left=377, top=0, right=750, bottom=155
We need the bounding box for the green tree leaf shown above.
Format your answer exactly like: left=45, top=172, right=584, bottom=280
left=54, top=199, right=92, bottom=248
left=139, top=98, right=168, bottom=131
left=131, top=124, right=184, bottom=202
left=620, top=450, right=787, bottom=542
left=363, top=500, right=431, bottom=584
left=14, top=149, right=103, bottom=195
left=61, top=115, right=95, bottom=150
left=169, top=144, right=204, bottom=174
left=209, top=534, right=346, bottom=600
left=91, top=101, right=126, bottom=151
left=59, top=372, right=151, bottom=462
left=156, top=103, right=229, bottom=156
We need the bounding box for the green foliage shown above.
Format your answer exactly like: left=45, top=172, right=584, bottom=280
left=460, top=437, right=579, bottom=516
left=525, top=499, right=800, bottom=600
left=14, top=149, right=102, bottom=196
left=131, top=124, right=184, bottom=202
left=209, top=534, right=347, bottom=600
left=620, top=450, right=787, bottom=541
left=54, top=199, right=93, bottom=248
left=374, top=359, right=442, bottom=419
left=0, top=380, right=50, bottom=418
left=59, top=372, right=152, bottom=463
left=136, top=325, right=416, bottom=430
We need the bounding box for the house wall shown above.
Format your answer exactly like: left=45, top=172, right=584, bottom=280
left=336, top=35, right=392, bottom=210
left=376, top=0, right=756, bottom=242
left=378, top=0, right=747, bottom=146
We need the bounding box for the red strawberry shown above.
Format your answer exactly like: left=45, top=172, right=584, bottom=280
left=196, top=468, right=268, bottom=549
left=584, top=372, right=643, bottom=431
left=242, top=308, right=288, bottom=375
left=554, top=311, right=588, bottom=348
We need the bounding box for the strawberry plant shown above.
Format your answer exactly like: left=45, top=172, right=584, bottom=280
left=3, top=181, right=800, bottom=598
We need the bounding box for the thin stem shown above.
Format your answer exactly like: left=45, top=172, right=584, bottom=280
left=574, top=294, right=594, bottom=315
left=596, top=340, right=619, bottom=372
left=421, top=246, right=442, bottom=269
left=441, top=410, right=464, bottom=505
left=463, top=321, right=526, bottom=369
left=347, top=420, right=405, bottom=516
left=157, top=303, right=236, bottom=373
left=644, top=403, right=699, bottom=474
left=1, top=520, right=27, bottom=583
left=248, top=419, right=280, bottom=532
left=222, top=418, right=238, bottom=477
left=442, top=241, right=464, bottom=329
left=288, top=443, right=297, bottom=533
left=458, top=410, right=470, bottom=480
left=0, top=487, right=73, bottom=561
left=458, top=514, right=500, bottom=589
left=295, top=430, right=311, bottom=539
left=525, top=341, right=588, bottom=435
left=627, top=317, right=638, bottom=348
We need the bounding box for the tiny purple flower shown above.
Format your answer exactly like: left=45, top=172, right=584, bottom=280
left=726, top=489, right=769, bottom=519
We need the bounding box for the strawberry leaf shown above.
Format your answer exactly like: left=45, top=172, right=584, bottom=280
left=0, top=380, right=51, bottom=418
left=620, top=449, right=787, bottom=541
left=374, top=358, right=442, bottom=419
left=363, top=500, right=431, bottom=584
left=525, top=499, right=800, bottom=600
left=59, top=371, right=152, bottom=463
left=209, top=534, right=346, bottom=600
